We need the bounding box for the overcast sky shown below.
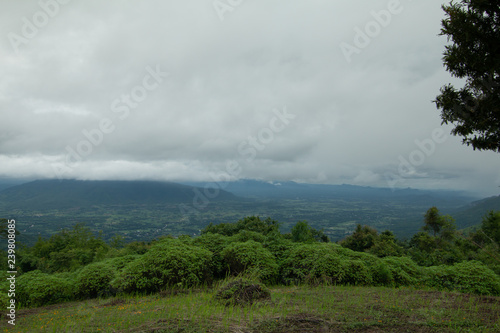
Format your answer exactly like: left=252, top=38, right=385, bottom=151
left=0, top=0, right=498, bottom=197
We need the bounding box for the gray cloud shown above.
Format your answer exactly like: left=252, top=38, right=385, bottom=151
left=0, top=0, right=498, bottom=197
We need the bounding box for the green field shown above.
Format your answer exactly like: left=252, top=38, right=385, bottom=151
left=6, top=197, right=469, bottom=247
left=1, top=284, right=499, bottom=332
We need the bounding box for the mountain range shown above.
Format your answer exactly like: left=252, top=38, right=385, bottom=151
left=0, top=178, right=498, bottom=244
left=0, top=179, right=237, bottom=210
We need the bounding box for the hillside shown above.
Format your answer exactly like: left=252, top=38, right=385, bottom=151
left=0, top=179, right=238, bottom=210
left=0, top=178, right=27, bottom=192
left=454, top=195, right=500, bottom=229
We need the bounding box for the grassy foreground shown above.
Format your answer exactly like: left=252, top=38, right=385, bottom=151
left=1, top=285, right=499, bottom=333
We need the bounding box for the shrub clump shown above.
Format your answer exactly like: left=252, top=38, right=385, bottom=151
left=341, top=260, right=373, bottom=286
left=382, top=256, right=424, bottom=287
left=111, top=239, right=212, bottom=293
left=214, top=278, right=271, bottom=306
left=192, top=232, right=230, bottom=278
left=423, top=261, right=500, bottom=295
left=281, top=243, right=345, bottom=285
left=221, top=240, right=278, bottom=283
left=76, top=261, right=116, bottom=298
left=16, top=270, right=75, bottom=307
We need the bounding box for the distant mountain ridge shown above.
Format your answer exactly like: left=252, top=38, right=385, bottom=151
left=0, top=179, right=238, bottom=210
left=453, top=195, right=500, bottom=229
left=181, top=179, right=476, bottom=203
left=0, top=178, right=495, bottom=245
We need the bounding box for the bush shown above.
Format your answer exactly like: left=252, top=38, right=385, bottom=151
left=341, top=260, right=373, bottom=286
left=281, top=243, right=344, bottom=285
left=76, top=261, right=116, bottom=298
left=347, top=251, right=392, bottom=286
left=104, top=254, right=141, bottom=270
left=230, top=230, right=267, bottom=243
left=214, top=278, right=271, bottom=306
left=221, top=241, right=278, bottom=284
left=17, top=270, right=75, bottom=307
left=263, top=233, right=297, bottom=266
left=112, top=239, right=212, bottom=293
left=193, top=233, right=230, bottom=278
left=423, top=261, right=500, bottom=295
left=383, top=256, right=423, bottom=287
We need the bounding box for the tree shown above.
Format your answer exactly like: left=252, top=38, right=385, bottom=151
left=369, top=230, right=405, bottom=257
left=422, top=207, right=456, bottom=242
left=434, top=0, right=500, bottom=152
left=423, top=207, right=443, bottom=237
left=340, top=224, right=378, bottom=252
left=18, top=223, right=109, bottom=273
left=201, top=216, right=280, bottom=237
left=290, top=221, right=329, bottom=243
left=481, top=210, right=500, bottom=244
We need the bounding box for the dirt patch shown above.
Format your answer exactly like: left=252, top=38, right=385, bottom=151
left=252, top=313, right=334, bottom=333
left=253, top=315, right=456, bottom=333
left=343, top=326, right=453, bottom=333
left=14, top=301, right=81, bottom=318
left=99, top=297, right=127, bottom=307
left=158, top=289, right=191, bottom=298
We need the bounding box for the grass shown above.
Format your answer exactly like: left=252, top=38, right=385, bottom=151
left=1, top=285, right=499, bottom=332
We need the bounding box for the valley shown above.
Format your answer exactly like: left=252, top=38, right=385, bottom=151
left=0, top=179, right=494, bottom=246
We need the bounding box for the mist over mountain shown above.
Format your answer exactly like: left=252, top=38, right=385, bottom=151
left=0, top=179, right=238, bottom=210
left=181, top=179, right=477, bottom=204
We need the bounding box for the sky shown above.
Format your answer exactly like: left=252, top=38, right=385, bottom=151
left=0, top=0, right=499, bottom=197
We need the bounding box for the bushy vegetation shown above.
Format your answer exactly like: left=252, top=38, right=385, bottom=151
left=4, top=211, right=500, bottom=309
left=423, top=261, right=500, bottom=295
left=111, top=238, right=212, bottom=293
left=221, top=240, right=278, bottom=283
left=281, top=243, right=346, bottom=285
left=214, top=278, right=271, bottom=306
left=16, top=270, right=75, bottom=307
left=76, top=261, right=116, bottom=298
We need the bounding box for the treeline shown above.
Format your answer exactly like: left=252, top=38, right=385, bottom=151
left=339, top=208, right=500, bottom=273
left=0, top=210, right=499, bottom=308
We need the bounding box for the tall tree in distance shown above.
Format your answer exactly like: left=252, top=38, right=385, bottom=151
left=434, top=0, right=500, bottom=152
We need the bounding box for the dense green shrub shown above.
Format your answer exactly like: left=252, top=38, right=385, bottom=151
left=382, top=256, right=423, bottom=287
left=193, top=233, right=230, bottom=278
left=74, top=256, right=140, bottom=299
left=16, top=270, right=75, bottom=307
left=347, top=251, right=393, bottom=286
left=76, top=261, right=116, bottom=298
left=281, top=243, right=345, bottom=284
left=263, top=233, right=297, bottom=266
left=111, top=239, right=212, bottom=293
left=104, top=254, right=141, bottom=270
left=230, top=230, right=267, bottom=243
left=341, top=260, right=373, bottom=286
left=423, top=261, right=500, bottom=295
left=371, top=261, right=394, bottom=286
left=221, top=240, right=278, bottom=283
